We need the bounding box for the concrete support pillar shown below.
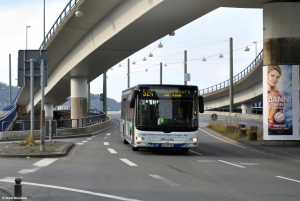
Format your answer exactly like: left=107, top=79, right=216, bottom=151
left=263, top=1, right=300, bottom=140
left=71, top=77, right=87, bottom=127
left=263, top=1, right=300, bottom=65
left=241, top=103, right=252, bottom=114
left=45, top=103, right=53, bottom=120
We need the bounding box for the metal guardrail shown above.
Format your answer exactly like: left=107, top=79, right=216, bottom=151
left=204, top=107, right=263, bottom=115
left=39, top=0, right=79, bottom=50
left=2, top=113, right=106, bottom=131
left=199, top=49, right=263, bottom=95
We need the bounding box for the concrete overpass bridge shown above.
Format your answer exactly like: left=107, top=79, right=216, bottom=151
left=201, top=50, right=263, bottom=113
left=16, top=0, right=264, bottom=120
left=14, top=0, right=300, bottom=145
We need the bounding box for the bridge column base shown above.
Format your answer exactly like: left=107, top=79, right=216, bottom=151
left=241, top=103, right=252, bottom=114
left=45, top=103, right=53, bottom=120
left=71, top=77, right=87, bottom=127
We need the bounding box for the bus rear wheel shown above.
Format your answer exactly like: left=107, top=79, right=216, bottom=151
left=123, top=139, right=129, bottom=144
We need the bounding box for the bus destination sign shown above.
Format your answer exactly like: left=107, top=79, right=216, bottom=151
left=140, top=87, right=195, bottom=98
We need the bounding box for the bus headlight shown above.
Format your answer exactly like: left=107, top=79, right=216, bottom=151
left=136, top=137, right=145, bottom=141
left=190, top=137, right=198, bottom=142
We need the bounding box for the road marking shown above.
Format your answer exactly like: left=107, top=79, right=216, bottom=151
left=238, top=163, right=259, bottom=166
left=120, top=158, right=137, bottom=166
left=199, top=122, right=208, bottom=125
left=33, top=158, right=58, bottom=167
left=107, top=148, right=117, bottom=154
left=276, top=176, right=300, bottom=183
left=76, top=143, right=84, bottom=145
left=104, top=137, right=109, bottom=139
left=82, top=141, right=88, bottom=143
left=189, top=150, right=203, bottom=155
left=199, top=128, right=246, bottom=148
left=87, top=138, right=92, bottom=140
left=219, top=160, right=245, bottom=168
left=197, top=160, right=217, bottom=162
left=106, top=133, right=111, bottom=136
left=17, top=158, right=58, bottom=174
left=149, top=174, right=181, bottom=187
left=104, top=142, right=110, bottom=145
left=17, top=167, right=40, bottom=174
left=0, top=178, right=142, bottom=201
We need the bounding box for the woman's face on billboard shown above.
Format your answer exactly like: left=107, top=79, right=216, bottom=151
left=268, top=69, right=281, bottom=87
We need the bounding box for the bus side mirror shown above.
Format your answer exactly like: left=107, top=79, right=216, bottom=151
left=129, top=90, right=138, bottom=108
left=198, top=96, right=204, bottom=113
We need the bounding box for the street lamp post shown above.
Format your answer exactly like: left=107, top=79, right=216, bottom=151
left=26, top=26, right=31, bottom=49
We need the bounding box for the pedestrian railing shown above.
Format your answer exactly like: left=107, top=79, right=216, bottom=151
left=39, top=0, right=80, bottom=49
left=1, top=113, right=106, bottom=131
left=199, top=49, right=263, bottom=95
left=204, top=107, right=263, bottom=115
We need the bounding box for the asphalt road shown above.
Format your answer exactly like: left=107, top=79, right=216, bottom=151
left=0, top=114, right=299, bottom=201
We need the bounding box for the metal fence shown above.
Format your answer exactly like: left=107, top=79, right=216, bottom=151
left=2, top=113, right=106, bottom=131
left=204, top=107, right=263, bottom=115
left=39, top=0, right=79, bottom=50
left=199, top=49, right=263, bottom=95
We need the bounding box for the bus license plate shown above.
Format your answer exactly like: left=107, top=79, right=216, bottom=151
left=162, top=144, right=174, bottom=147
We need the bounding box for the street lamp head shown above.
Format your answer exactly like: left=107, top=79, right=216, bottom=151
left=26, top=26, right=31, bottom=28
left=75, top=10, right=83, bottom=17
left=244, top=46, right=250, bottom=51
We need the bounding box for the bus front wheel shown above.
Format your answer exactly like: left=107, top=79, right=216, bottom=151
left=132, top=146, right=139, bottom=151
left=181, top=148, right=189, bottom=153
left=124, top=139, right=129, bottom=144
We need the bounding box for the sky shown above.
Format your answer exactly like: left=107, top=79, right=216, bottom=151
left=0, top=0, right=263, bottom=103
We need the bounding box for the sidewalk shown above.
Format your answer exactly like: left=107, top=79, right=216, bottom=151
left=202, top=127, right=300, bottom=161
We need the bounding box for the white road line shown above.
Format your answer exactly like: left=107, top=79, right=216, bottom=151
left=199, top=128, right=246, bottom=148
left=107, top=148, right=117, bottom=154
left=149, top=174, right=181, bottom=187
left=120, top=158, right=137, bottom=166
left=82, top=141, right=88, bottom=143
left=33, top=158, right=58, bottom=167
left=199, top=122, right=208, bottom=125
left=87, top=138, right=92, bottom=140
left=0, top=178, right=141, bottom=201
left=104, top=137, right=109, bottom=139
left=189, top=150, right=203, bottom=155
left=219, top=160, right=245, bottom=168
left=276, top=176, right=300, bottom=183
left=106, top=133, right=111, bottom=136
left=76, top=143, right=84, bottom=145
left=104, top=142, right=110, bottom=145
left=17, top=167, right=40, bottom=174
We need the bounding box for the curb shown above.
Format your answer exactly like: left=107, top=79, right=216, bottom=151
left=0, top=120, right=119, bottom=158
left=0, top=142, right=75, bottom=158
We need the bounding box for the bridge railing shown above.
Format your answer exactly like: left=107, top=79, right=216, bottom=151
left=204, top=107, right=263, bottom=115
left=2, top=113, right=106, bottom=131
left=199, top=49, right=263, bottom=95
left=39, top=0, right=80, bottom=50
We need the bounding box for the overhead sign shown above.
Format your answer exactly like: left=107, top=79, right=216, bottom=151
left=18, top=50, right=48, bottom=87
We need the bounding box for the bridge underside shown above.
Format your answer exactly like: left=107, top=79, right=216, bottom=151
left=16, top=0, right=264, bottom=112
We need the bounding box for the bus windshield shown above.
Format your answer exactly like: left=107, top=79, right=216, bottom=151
left=136, top=99, right=198, bottom=132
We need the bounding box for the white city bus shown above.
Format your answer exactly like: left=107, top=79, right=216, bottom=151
left=120, top=84, right=204, bottom=152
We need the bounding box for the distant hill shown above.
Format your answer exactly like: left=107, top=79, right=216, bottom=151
left=0, top=82, right=121, bottom=111
left=60, top=94, right=121, bottom=111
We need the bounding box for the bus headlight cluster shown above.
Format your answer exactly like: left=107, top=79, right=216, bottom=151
left=136, top=137, right=145, bottom=141
left=190, top=138, right=198, bottom=142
